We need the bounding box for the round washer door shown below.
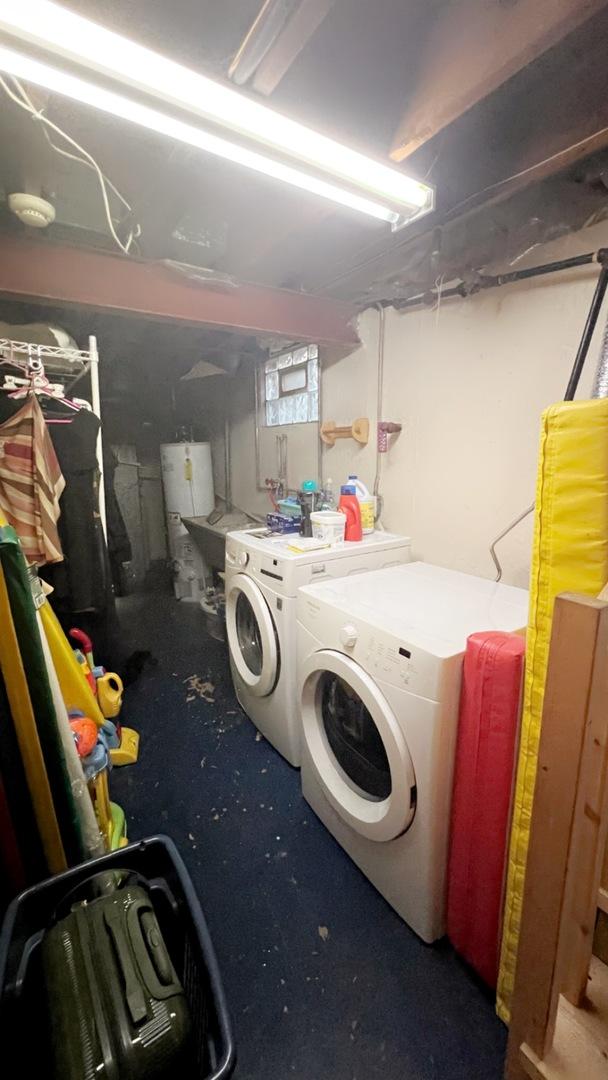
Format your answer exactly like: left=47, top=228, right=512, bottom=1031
left=300, top=649, right=416, bottom=841
left=226, top=573, right=279, bottom=697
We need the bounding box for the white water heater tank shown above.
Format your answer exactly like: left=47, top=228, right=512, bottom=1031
left=160, top=442, right=214, bottom=519
left=160, top=442, right=214, bottom=600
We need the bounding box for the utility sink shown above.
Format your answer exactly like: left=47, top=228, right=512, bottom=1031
left=181, top=511, right=259, bottom=572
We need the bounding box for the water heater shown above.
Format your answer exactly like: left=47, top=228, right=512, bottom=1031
left=160, top=442, right=214, bottom=600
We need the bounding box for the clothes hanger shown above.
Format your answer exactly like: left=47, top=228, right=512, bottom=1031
left=5, top=346, right=81, bottom=416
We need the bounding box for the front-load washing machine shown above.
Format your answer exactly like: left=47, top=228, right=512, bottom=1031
left=225, top=529, right=412, bottom=767
left=297, top=561, right=528, bottom=942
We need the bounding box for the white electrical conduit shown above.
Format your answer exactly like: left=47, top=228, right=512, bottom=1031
left=591, top=306, right=608, bottom=398
left=372, top=303, right=385, bottom=524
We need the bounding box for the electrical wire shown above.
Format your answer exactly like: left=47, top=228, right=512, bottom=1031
left=489, top=502, right=535, bottom=582
left=313, top=125, right=608, bottom=297
left=0, top=75, right=141, bottom=255
left=444, top=125, right=608, bottom=224
left=6, top=75, right=138, bottom=253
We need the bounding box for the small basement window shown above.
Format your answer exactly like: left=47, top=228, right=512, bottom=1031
left=262, top=344, right=319, bottom=426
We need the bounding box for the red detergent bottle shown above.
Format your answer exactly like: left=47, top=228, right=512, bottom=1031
left=338, top=484, right=363, bottom=542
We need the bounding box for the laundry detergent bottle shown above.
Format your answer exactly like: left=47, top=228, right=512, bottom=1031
left=338, top=485, right=363, bottom=542
left=347, top=475, right=375, bottom=534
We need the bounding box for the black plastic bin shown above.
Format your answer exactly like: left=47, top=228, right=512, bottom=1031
left=0, top=835, right=235, bottom=1080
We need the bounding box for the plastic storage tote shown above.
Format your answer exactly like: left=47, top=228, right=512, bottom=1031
left=0, top=835, right=235, bottom=1080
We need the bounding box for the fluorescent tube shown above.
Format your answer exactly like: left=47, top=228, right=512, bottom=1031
left=0, top=0, right=434, bottom=224
left=0, top=46, right=400, bottom=223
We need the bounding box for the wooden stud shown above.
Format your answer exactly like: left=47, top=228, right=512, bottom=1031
left=505, top=595, right=608, bottom=1075
left=558, top=607, right=608, bottom=1007
left=389, top=0, right=608, bottom=162
left=519, top=957, right=608, bottom=1080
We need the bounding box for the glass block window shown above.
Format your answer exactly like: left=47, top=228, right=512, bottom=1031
left=262, top=345, right=319, bottom=426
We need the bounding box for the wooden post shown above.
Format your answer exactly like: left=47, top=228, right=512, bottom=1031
left=505, top=594, right=608, bottom=1077
left=558, top=604, right=608, bottom=1006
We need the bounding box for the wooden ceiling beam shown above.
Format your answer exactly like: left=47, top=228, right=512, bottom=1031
left=313, top=108, right=608, bottom=300
left=389, top=0, right=608, bottom=164
left=252, top=0, right=336, bottom=95
left=0, top=236, right=359, bottom=346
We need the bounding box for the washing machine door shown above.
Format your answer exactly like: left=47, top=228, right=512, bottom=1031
left=300, top=650, right=416, bottom=841
left=226, top=573, right=279, bottom=697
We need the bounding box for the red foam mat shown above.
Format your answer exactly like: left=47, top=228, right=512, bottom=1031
left=447, top=631, right=525, bottom=988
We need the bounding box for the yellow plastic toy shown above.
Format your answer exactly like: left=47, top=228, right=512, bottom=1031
left=110, top=726, right=140, bottom=767
left=95, top=671, right=140, bottom=766
left=97, top=672, right=123, bottom=718
left=89, top=768, right=128, bottom=851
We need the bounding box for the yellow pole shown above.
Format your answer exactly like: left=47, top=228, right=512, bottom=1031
left=0, top=563, right=67, bottom=873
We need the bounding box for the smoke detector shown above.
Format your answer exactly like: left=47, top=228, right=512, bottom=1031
left=8, top=193, right=56, bottom=228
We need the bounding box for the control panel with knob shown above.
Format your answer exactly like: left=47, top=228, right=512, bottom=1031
left=238, top=551, right=249, bottom=567
left=340, top=624, right=358, bottom=649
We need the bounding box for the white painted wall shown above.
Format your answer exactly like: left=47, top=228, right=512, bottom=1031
left=320, top=222, right=608, bottom=588
left=226, top=365, right=320, bottom=519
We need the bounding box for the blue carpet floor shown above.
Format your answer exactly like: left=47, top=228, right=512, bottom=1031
left=112, top=593, right=507, bottom=1080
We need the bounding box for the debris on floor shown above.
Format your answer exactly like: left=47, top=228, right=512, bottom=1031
left=184, top=673, right=215, bottom=703
left=318, top=925, right=330, bottom=942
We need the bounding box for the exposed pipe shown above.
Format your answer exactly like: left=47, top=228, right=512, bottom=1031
left=587, top=250, right=608, bottom=400
left=317, top=347, right=323, bottom=489
left=372, top=303, right=385, bottom=523
left=224, top=412, right=233, bottom=512
left=254, top=362, right=265, bottom=491
left=591, top=309, right=608, bottom=398
left=276, top=433, right=288, bottom=494
left=394, top=249, right=608, bottom=314
left=564, top=256, right=608, bottom=400
left=489, top=503, right=535, bottom=583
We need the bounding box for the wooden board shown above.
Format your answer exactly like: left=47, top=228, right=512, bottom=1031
left=519, top=957, right=608, bottom=1080
left=559, top=603, right=608, bottom=1006
left=505, top=595, right=608, bottom=1074
left=390, top=0, right=608, bottom=162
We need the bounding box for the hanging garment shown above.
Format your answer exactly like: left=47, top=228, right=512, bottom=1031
left=103, top=443, right=132, bottom=593
left=0, top=395, right=65, bottom=565
left=42, top=408, right=106, bottom=611
left=43, top=409, right=132, bottom=673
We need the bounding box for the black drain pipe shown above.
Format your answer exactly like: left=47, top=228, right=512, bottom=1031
left=564, top=250, right=608, bottom=399
left=394, top=248, right=608, bottom=312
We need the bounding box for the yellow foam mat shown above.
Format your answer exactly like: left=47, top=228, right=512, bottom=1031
left=497, top=398, right=608, bottom=1022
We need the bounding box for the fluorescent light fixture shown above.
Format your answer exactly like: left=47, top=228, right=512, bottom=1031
left=0, top=0, right=434, bottom=226
left=0, top=46, right=401, bottom=224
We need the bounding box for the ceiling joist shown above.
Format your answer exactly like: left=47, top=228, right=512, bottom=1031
left=389, top=0, right=608, bottom=163
left=252, top=0, right=336, bottom=95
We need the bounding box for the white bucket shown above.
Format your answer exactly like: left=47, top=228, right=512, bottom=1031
left=311, top=510, right=345, bottom=546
